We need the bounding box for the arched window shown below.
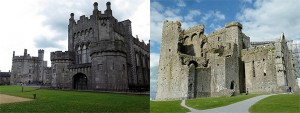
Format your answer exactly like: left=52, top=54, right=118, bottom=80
left=82, top=45, right=87, bottom=63
left=85, top=29, right=88, bottom=36
left=77, top=46, right=82, bottom=64
left=230, top=81, right=235, bottom=89
left=89, top=28, right=93, bottom=34
left=136, top=53, right=140, bottom=66
left=86, top=44, right=91, bottom=63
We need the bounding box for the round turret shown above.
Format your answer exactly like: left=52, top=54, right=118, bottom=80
left=93, top=2, right=98, bottom=9
left=225, top=22, right=242, bottom=29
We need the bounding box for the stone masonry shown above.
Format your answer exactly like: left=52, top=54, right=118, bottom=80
left=156, top=20, right=298, bottom=100
left=10, top=2, right=150, bottom=92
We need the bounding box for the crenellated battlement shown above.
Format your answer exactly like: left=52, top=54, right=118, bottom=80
left=133, top=36, right=150, bottom=52
left=69, top=2, right=115, bottom=26
left=182, top=24, right=205, bottom=35
left=50, top=51, right=75, bottom=61
left=241, top=43, right=275, bottom=58
left=251, top=41, right=275, bottom=46
left=12, top=49, right=44, bottom=62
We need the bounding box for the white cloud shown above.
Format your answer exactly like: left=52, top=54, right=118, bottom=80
left=150, top=53, right=160, bottom=68
left=237, top=0, right=300, bottom=41
left=201, top=10, right=225, bottom=23
left=196, top=0, right=202, bottom=3
left=184, top=10, right=201, bottom=21
left=176, top=0, right=186, bottom=7
left=241, top=0, right=253, bottom=4
left=150, top=2, right=204, bottom=44
left=0, top=0, right=149, bottom=72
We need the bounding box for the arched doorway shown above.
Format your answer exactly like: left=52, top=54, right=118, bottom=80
left=230, top=81, right=235, bottom=90
left=188, top=61, right=198, bottom=99
left=73, top=73, right=88, bottom=90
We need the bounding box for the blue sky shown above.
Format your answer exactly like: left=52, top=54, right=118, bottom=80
left=150, top=0, right=300, bottom=99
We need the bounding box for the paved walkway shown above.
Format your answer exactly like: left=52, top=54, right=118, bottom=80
left=0, top=94, right=32, bottom=104
left=181, top=94, right=275, bottom=113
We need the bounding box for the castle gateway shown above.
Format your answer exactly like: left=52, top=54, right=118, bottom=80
left=156, top=21, right=298, bottom=100
left=10, top=2, right=150, bottom=91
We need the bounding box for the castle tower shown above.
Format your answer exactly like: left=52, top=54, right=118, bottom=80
left=38, top=49, right=44, bottom=60
left=156, top=21, right=186, bottom=100
left=105, top=2, right=112, bottom=16
left=224, top=22, right=243, bottom=56
left=68, top=13, right=75, bottom=52
left=24, top=49, right=27, bottom=56
left=87, top=2, right=128, bottom=91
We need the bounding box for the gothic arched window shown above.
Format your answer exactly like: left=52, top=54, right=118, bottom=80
left=82, top=45, right=87, bottom=63
left=77, top=46, right=82, bottom=64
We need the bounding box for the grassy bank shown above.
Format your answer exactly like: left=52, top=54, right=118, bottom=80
left=186, top=94, right=261, bottom=110
left=249, top=94, right=300, bottom=113
left=150, top=100, right=190, bottom=113
left=0, top=86, right=149, bottom=113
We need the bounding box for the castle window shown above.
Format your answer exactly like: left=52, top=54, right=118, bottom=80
left=77, top=47, right=82, bottom=64
left=29, top=75, right=31, bottom=78
left=87, top=45, right=91, bottom=63
left=252, top=61, right=255, bottom=77
left=89, top=28, right=93, bottom=34
left=230, top=81, right=235, bottom=89
left=81, top=31, right=84, bottom=36
left=264, top=73, right=266, bottom=76
left=136, top=53, right=140, bottom=66
left=218, top=36, right=220, bottom=41
left=85, top=29, right=88, bottom=35
left=263, top=58, right=265, bottom=61
left=82, top=45, right=87, bottom=63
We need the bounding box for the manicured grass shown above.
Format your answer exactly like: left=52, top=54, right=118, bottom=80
left=0, top=85, right=149, bottom=113
left=249, top=94, right=300, bottom=113
left=186, top=94, right=261, bottom=110
left=150, top=100, right=190, bottom=113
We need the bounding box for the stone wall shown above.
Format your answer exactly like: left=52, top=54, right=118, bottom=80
left=10, top=49, right=47, bottom=85
left=242, top=44, right=277, bottom=93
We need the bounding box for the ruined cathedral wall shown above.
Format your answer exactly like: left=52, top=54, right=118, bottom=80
left=275, top=41, right=298, bottom=91
left=156, top=54, right=190, bottom=100
left=156, top=21, right=190, bottom=100
left=224, top=45, right=240, bottom=94
left=195, top=67, right=211, bottom=97
left=205, top=26, right=242, bottom=96
left=242, top=44, right=277, bottom=93
left=209, top=53, right=226, bottom=94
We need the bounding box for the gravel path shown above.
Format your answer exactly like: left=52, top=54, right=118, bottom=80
left=181, top=94, right=275, bottom=113
left=0, top=94, right=32, bottom=104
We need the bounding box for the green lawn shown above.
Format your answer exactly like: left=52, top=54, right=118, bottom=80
left=186, top=94, right=261, bottom=110
left=249, top=94, right=300, bottom=113
left=150, top=100, right=190, bottom=113
left=0, top=86, right=149, bottom=113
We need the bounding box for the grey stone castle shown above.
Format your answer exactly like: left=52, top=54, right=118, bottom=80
left=10, top=2, right=150, bottom=91
left=156, top=21, right=299, bottom=100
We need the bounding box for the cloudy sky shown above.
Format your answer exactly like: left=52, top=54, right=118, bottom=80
left=0, top=0, right=149, bottom=72
left=150, top=0, right=300, bottom=99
